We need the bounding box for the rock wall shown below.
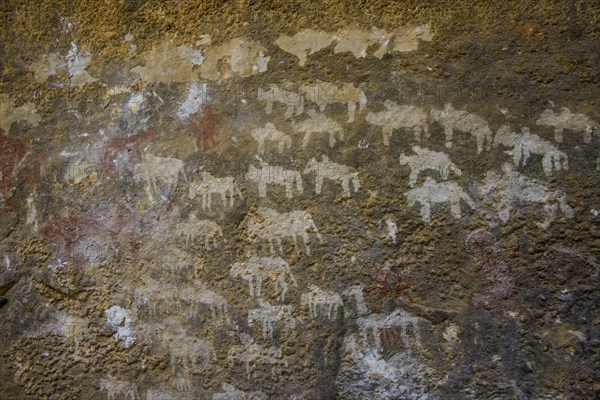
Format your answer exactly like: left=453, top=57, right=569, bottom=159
left=1, top=1, right=599, bottom=399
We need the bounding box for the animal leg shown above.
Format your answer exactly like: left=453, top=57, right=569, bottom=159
left=347, top=102, right=356, bottom=123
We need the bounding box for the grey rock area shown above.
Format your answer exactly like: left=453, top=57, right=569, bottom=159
left=0, top=1, right=599, bottom=399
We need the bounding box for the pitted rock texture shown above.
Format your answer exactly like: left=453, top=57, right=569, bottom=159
left=1, top=1, right=599, bottom=399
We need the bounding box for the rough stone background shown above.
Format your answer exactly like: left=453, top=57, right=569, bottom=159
left=1, top=1, right=599, bottom=399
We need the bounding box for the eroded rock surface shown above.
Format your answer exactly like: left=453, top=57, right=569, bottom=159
left=1, top=1, right=599, bottom=399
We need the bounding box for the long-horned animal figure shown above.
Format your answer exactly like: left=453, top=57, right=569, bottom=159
left=479, top=163, right=574, bottom=229
left=405, top=177, right=476, bottom=223
left=257, top=84, right=304, bottom=118
left=301, top=284, right=344, bottom=320
left=175, top=214, right=224, bottom=248
left=300, top=80, right=367, bottom=123
left=188, top=171, right=243, bottom=211
left=229, top=255, right=298, bottom=301
left=399, top=145, right=462, bottom=187
left=430, top=103, right=493, bottom=153
left=245, top=159, right=303, bottom=198
left=536, top=107, right=599, bottom=143
left=494, top=125, right=568, bottom=176
left=291, top=109, right=345, bottom=148
left=303, top=155, right=360, bottom=196
left=134, top=153, right=187, bottom=201
left=366, top=99, right=430, bottom=146
left=250, top=122, right=293, bottom=154
left=245, top=207, right=324, bottom=255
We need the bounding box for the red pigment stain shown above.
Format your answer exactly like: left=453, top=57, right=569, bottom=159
left=43, top=212, right=98, bottom=263
left=101, top=128, right=157, bottom=176
left=43, top=206, right=151, bottom=269
left=190, top=104, right=221, bottom=151
left=364, top=259, right=414, bottom=313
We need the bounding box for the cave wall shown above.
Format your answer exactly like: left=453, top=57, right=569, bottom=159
left=1, top=1, right=599, bottom=399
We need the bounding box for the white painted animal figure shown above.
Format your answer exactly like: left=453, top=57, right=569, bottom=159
left=356, top=308, right=423, bottom=353
left=245, top=159, right=303, bottom=198
left=176, top=214, right=224, bottom=248
left=405, top=177, right=476, bottom=223
left=303, top=155, right=360, bottom=196
left=292, top=109, right=344, bottom=148
left=227, top=340, right=288, bottom=379
left=366, top=100, right=429, bottom=146
left=430, top=103, right=493, bottom=153
left=188, top=171, right=242, bottom=210
left=178, top=282, right=228, bottom=320
left=173, top=373, right=191, bottom=393
left=300, top=80, right=367, bottom=123
left=146, top=389, right=177, bottom=400
left=165, top=329, right=214, bottom=373
left=245, top=207, right=324, bottom=255
left=135, top=278, right=179, bottom=317
left=343, top=284, right=370, bottom=316
left=250, top=122, right=292, bottom=154
left=99, top=377, right=138, bottom=400
left=536, top=107, right=599, bottom=143
left=301, top=284, right=343, bottom=320
left=275, top=29, right=335, bottom=67
left=134, top=153, right=186, bottom=201
left=213, top=383, right=268, bottom=400
left=479, top=163, right=574, bottom=229
left=495, top=125, right=568, bottom=175
left=248, top=300, right=298, bottom=339
left=399, top=145, right=462, bottom=187
left=257, top=85, right=304, bottom=118
left=230, top=256, right=298, bottom=301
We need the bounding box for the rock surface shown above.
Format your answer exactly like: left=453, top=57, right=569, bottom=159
left=0, top=1, right=599, bottom=399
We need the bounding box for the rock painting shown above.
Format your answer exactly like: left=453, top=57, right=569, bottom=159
left=245, top=159, right=303, bottom=198
left=230, top=256, right=297, bottom=301
left=366, top=100, right=429, bottom=146
left=399, top=145, right=462, bottom=187
left=405, top=178, right=476, bottom=223
left=257, top=84, right=304, bottom=118
left=300, top=80, right=366, bottom=123
left=479, top=163, right=574, bottom=229
left=536, top=107, right=598, bottom=143
left=134, top=153, right=186, bottom=201
left=245, top=207, right=323, bottom=255
left=303, top=155, right=360, bottom=196
left=301, top=284, right=343, bottom=320
left=292, top=109, right=344, bottom=148
left=495, top=125, right=568, bottom=175
left=188, top=171, right=242, bottom=211
left=250, top=122, right=293, bottom=154
left=430, top=103, right=493, bottom=153
left=176, top=214, right=224, bottom=248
